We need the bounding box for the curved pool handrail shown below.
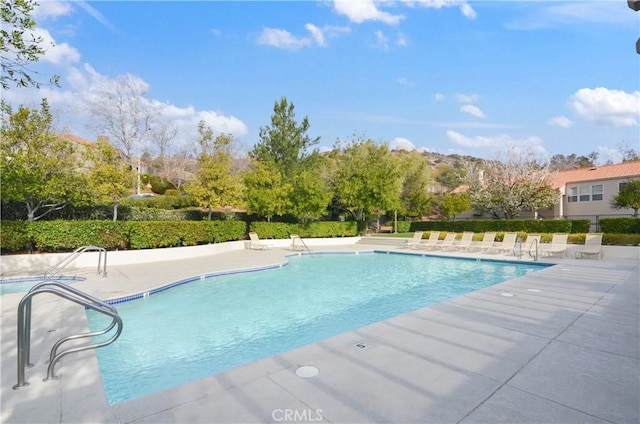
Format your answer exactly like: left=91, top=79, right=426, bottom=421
left=13, top=282, right=122, bottom=390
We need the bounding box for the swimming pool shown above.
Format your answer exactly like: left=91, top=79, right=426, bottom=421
left=88, top=252, right=548, bottom=404
left=0, top=276, right=85, bottom=295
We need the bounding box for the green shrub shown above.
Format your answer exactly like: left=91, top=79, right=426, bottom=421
left=600, top=217, right=640, bottom=234
left=164, top=189, right=181, bottom=197
left=408, top=219, right=583, bottom=233
left=250, top=221, right=358, bottom=239
left=0, top=221, right=31, bottom=253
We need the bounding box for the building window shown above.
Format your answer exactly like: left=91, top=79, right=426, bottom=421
left=591, top=184, right=603, bottom=201
left=579, top=186, right=590, bottom=202
left=568, top=184, right=604, bottom=202
left=568, top=187, right=578, bottom=202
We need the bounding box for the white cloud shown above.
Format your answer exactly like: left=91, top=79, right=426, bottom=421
left=397, top=77, right=413, bottom=86
left=401, top=0, right=476, bottom=19
left=305, top=23, right=325, bottom=46
left=31, top=28, right=81, bottom=65
left=434, top=93, right=446, bottom=101
left=257, top=27, right=312, bottom=50
left=396, top=33, right=408, bottom=47
left=570, top=87, right=640, bottom=127
left=446, top=130, right=542, bottom=149
left=257, top=24, right=349, bottom=50
left=33, top=1, right=74, bottom=19
left=389, top=137, right=417, bottom=151
left=460, top=104, right=484, bottom=118
left=374, top=30, right=389, bottom=50
left=597, top=146, right=623, bottom=165
left=333, top=0, right=404, bottom=25
left=75, top=1, right=120, bottom=34
left=506, top=2, right=637, bottom=31
left=547, top=116, right=574, bottom=128
left=455, top=93, right=479, bottom=103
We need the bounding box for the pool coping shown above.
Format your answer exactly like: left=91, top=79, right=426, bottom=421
left=1, top=240, right=638, bottom=424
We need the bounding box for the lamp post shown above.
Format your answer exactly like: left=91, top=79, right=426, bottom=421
left=136, top=147, right=141, bottom=195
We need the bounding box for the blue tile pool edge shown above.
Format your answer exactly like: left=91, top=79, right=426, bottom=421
left=104, top=250, right=551, bottom=306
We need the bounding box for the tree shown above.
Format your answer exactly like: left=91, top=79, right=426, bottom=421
left=467, top=147, right=559, bottom=219
left=611, top=179, right=640, bottom=216
left=1, top=0, right=59, bottom=90
left=185, top=122, right=244, bottom=220
left=0, top=99, right=87, bottom=221
left=440, top=193, right=471, bottom=219
left=84, top=136, right=131, bottom=221
left=245, top=96, right=329, bottom=220
left=434, top=164, right=465, bottom=192
left=85, top=73, right=153, bottom=188
left=397, top=150, right=432, bottom=218
left=549, top=153, right=597, bottom=171
left=325, top=138, right=402, bottom=221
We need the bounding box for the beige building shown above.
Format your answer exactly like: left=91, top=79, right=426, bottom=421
left=542, top=161, right=640, bottom=219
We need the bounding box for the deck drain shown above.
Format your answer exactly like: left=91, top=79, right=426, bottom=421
left=295, top=366, right=319, bottom=378
left=500, top=291, right=516, bottom=297
left=527, top=289, right=542, bottom=293
left=355, top=343, right=366, bottom=349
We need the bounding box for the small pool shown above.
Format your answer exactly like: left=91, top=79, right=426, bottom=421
left=88, top=252, right=549, bottom=404
left=0, top=276, right=85, bottom=295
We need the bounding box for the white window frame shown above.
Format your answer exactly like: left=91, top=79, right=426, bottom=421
left=591, top=184, right=603, bottom=201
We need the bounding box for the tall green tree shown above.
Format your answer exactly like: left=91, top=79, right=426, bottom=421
left=325, top=138, right=402, bottom=221
left=84, top=136, right=131, bottom=221
left=246, top=96, right=329, bottom=220
left=0, top=99, right=87, bottom=221
left=440, top=193, right=471, bottom=219
left=611, top=179, right=640, bottom=216
left=1, top=0, right=59, bottom=90
left=397, top=150, right=432, bottom=218
left=185, top=122, right=244, bottom=220
left=467, top=147, right=559, bottom=219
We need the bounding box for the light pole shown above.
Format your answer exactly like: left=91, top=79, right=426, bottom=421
left=136, top=146, right=141, bottom=195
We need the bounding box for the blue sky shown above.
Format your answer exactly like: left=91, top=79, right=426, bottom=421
left=5, top=0, right=640, bottom=162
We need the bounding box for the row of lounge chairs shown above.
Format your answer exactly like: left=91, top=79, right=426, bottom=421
left=408, top=231, right=603, bottom=259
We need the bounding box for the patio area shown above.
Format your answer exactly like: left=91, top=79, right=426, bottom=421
left=1, top=238, right=638, bottom=423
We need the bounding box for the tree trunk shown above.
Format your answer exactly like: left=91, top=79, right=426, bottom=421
left=112, top=202, right=119, bottom=221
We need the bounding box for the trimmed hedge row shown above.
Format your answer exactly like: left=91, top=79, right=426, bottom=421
left=0, top=220, right=247, bottom=253
left=600, top=217, right=640, bottom=234
left=408, top=219, right=589, bottom=234
left=249, top=221, right=359, bottom=239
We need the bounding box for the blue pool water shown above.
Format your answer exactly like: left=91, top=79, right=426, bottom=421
left=0, top=276, right=84, bottom=295
left=87, top=253, right=548, bottom=404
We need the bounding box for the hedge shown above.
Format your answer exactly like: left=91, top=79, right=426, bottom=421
left=408, top=219, right=586, bottom=234
left=600, top=217, right=640, bottom=234
left=249, top=221, right=359, bottom=239
left=0, top=220, right=247, bottom=253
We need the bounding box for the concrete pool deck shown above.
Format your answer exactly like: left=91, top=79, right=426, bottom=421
left=1, top=237, right=638, bottom=423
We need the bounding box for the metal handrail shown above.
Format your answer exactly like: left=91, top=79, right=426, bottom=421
left=528, top=238, right=539, bottom=261
left=44, top=246, right=107, bottom=280
left=13, top=281, right=122, bottom=389
left=513, top=238, right=523, bottom=259
left=291, top=235, right=313, bottom=257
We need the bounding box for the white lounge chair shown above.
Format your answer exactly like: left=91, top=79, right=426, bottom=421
left=543, top=233, right=568, bottom=257
left=468, top=232, right=496, bottom=252
left=248, top=232, right=272, bottom=250
left=421, top=231, right=441, bottom=250
left=407, top=231, right=425, bottom=250
left=446, top=231, right=474, bottom=251
left=576, top=233, right=603, bottom=259
left=431, top=232, right=456, bottom=250
left=487, top=232, right=518, bottom=255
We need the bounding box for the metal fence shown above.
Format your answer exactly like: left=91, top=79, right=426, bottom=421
left=558, top=214, right=635, bottom=232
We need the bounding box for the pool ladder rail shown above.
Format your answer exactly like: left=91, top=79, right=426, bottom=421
left=44, top=245, right=108, bottom=280
left=13, top=281, right=122, bottom=390
left=290, top=234, right=313, bottom=257
left=513, top=238, right=539, bottom=261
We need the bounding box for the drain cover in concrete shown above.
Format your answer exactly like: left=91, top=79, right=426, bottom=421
left=295, top=366, right=319, bottom=378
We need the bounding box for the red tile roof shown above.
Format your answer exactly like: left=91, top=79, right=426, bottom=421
left=552, top=161, right=640, bottom=188
left=60, top=133, right=95, bottom=146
